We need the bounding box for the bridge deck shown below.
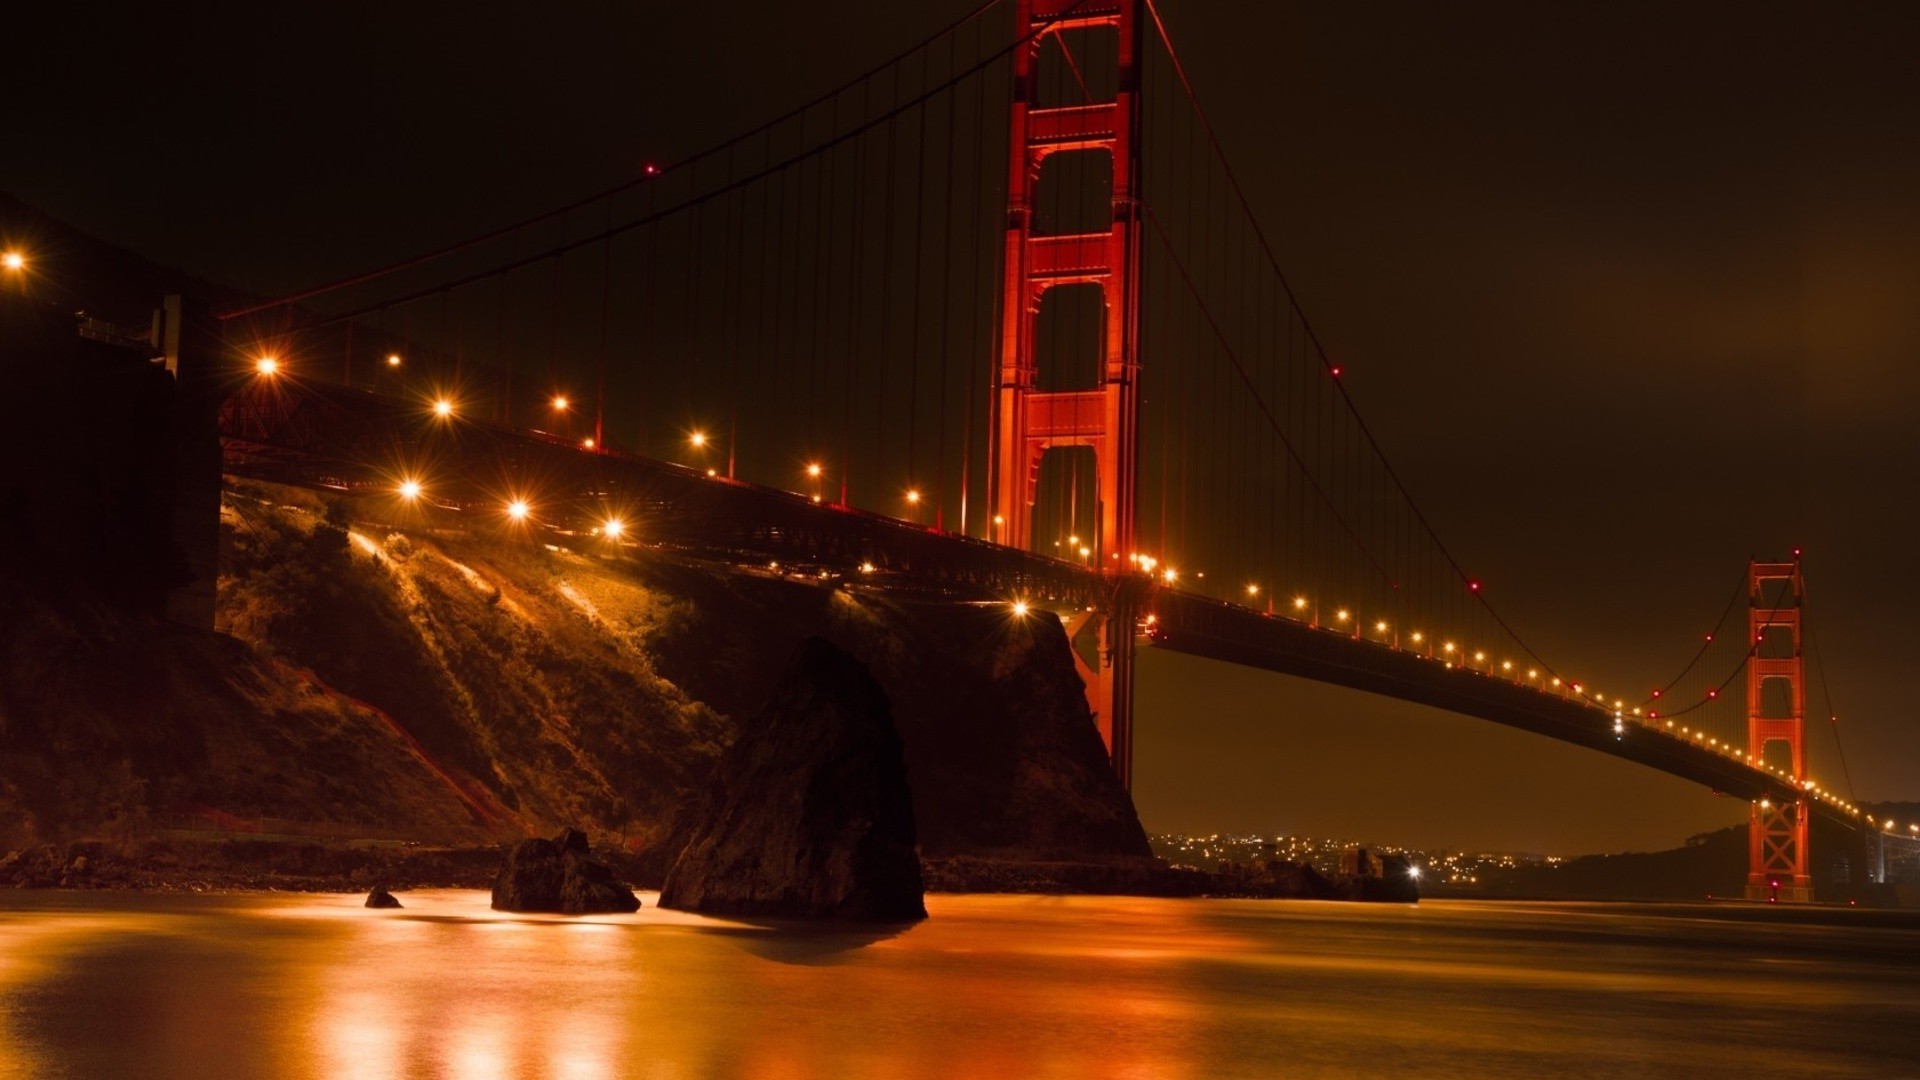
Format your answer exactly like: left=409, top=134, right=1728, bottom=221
left=218, top=378, right=1854, bottom=833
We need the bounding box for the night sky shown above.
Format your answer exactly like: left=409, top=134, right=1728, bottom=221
left=8, top=2, right=1917, bottom=854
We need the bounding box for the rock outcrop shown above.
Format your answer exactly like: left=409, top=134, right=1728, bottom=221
left=660, top=638, right=926, bottom=921
left=639, top=574, right=1152, bottom=864
left=491, top=828, right=641, bottom=914
left=364, top=884, right=403, bottom=908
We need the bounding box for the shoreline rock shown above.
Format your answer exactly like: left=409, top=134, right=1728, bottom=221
left=490, top=828, right=641, bottom=914
left=661, top=638, right=926, bottom=922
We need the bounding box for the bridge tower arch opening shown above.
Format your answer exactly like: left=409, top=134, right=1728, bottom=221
left=988, top=0, right=1144, bottom=786
left=1747, top=559, right=1812, bottom=903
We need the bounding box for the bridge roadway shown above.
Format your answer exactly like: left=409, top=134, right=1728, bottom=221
left=219, top=377, right=1853, bottom=831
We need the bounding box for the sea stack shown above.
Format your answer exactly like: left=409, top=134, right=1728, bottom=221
left=491, top=827, right=642, bottom=914
left=661, top=637, right=926, bottom=921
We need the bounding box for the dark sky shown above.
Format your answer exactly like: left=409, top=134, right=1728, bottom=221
left=8, top=2, right=1918, bottom=853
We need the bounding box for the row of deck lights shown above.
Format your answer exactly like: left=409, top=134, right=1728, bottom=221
left=384, top=474, right=628, bottom=539
left=1114, top=554, right=1873, bottom=825
left=254, top=356, right=608, bottom=449
left=256, top=361, right=623, bottom=533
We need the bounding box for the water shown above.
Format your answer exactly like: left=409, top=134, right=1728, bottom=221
left=0, top=891, right=1915, bottom=1079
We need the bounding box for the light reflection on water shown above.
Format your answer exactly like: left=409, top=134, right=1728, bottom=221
left=0, top=891, right=1916, bottom=1078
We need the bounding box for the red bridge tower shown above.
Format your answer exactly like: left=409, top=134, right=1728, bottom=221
left=988, top=0, right=1144, bottom=784
left=1746, top=559, right=1812, bottom=902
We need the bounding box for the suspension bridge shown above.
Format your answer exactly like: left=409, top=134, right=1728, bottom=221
left=138, top=0, right=1904, bottom=898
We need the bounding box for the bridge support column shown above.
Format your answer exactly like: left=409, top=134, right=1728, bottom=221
left=1062, top=594, right=1136, bottom=788
left=160, top=295, right=224, bottom=630
left=988, top=0, right=1144, bottom=786
left=1745, top=559, right=1813, bottom=903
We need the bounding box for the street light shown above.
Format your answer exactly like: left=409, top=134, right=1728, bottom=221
left=1, top=251, right=23, bottom=271
left=398, top=479, right=422, bottom=501
left=433, top=398, right=455, bottom=418
left=506, top=500, right=530, bottom=521
left=689, top=430, right=708, bottom=449
left=386, top=353, right=402, bottom=367
left=551, top=395, right=570, bottom=411
left=603, top=517, right=626, bottom=539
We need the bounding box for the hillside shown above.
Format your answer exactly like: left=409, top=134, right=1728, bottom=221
left=1, top=476, right=1149, bottom=874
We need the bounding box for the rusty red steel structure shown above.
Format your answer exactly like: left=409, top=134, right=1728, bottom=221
left=1747, top=559, right=1812, bottom=902
left=988, top=0, right=1145, bottom=784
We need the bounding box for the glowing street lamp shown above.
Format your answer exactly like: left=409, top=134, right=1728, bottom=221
left=386, top=353, right=403, bottom=367
left=1011, top=600, right=1030, bottom=618
left=689, top=430, right=708, bottom=449
left=398, top=479, right=422, bottom=501
left=1, top=251, right=23, bottom=272
left=433, top=398, right=455, bottom=419
left=602, top=517, right=626, bottom=539
left=506, top=499, right=530, bottom=521
left=255, top=356, right=280, bottom=376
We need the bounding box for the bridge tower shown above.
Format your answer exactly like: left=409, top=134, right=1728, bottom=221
left=1746, top=559, right=1812, bottom=902
left=988, top=0, right=1144, bottom=785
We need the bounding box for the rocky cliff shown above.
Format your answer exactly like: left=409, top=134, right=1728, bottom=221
left=0, top=477, right=1149, bottom=877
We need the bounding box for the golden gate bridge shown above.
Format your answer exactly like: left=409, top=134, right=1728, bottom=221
left=158, top=0, right=1906, bottom=898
